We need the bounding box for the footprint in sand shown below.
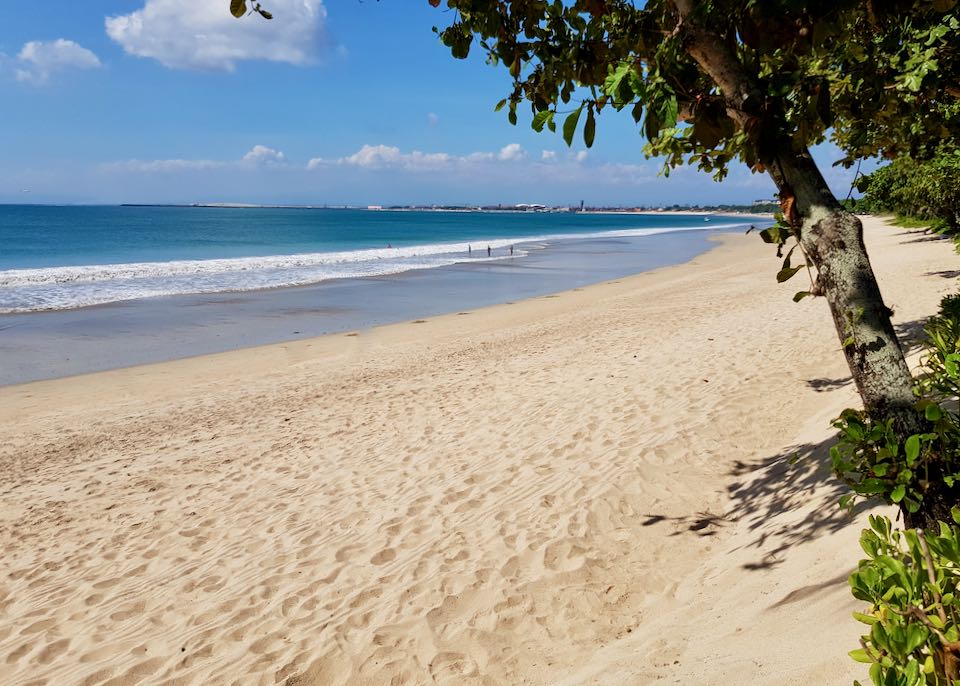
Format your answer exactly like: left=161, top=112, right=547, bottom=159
left=370, top=548, right=397, bottom=565
left=36, top=637, right=70, bottom=664
left=429, top=651, right=479, bottom=681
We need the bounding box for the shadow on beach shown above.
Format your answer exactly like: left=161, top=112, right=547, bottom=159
left=640, top=435, right=869, bottom=571
left=722, top=437, right=875, bottom=571
left=640, top=315, right=929, bottom=571
left=719, top=321, right=928, bottom=569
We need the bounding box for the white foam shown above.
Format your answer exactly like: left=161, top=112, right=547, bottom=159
left=0, top=223, right=744, bottom=313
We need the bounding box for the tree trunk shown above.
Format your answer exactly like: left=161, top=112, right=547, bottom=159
left=671, top=0, right=957, bottom=528
left=768, top=150, right=916, bottom=420
left=767, top=149, right=956, bottom=529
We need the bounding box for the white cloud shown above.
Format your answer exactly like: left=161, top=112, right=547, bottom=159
left=103, top=145, right=285, bottom=173
left=104, top=158, right=224, bottom=173
left=308, top=143, right=529, bottom=172
left=105, top=0, right=326, bottom=71
left=14, top=39, right=101, bottom=84
left=575, top=151, right=589, bottom=162
left=464, top=151, right=495, bottom=163
left=338, top=145, right=450, bottom=170
left=242, top=145, right=285, bottom=165
left=427, top=112, right=440, bottom=127
left=338, top=144, right=401, bottom=168
left=541, top=150, right=557, bottom=161
left=497, top=143, right=525, bottom=161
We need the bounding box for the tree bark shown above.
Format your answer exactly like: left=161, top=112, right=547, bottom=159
left=766, top=151, right=916, bottom=422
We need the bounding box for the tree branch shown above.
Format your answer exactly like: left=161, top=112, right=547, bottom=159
left=669, top=0, right=760, bottom=130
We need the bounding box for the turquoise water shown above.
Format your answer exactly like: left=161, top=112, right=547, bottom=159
left=0, top=205, right=758, bottom=313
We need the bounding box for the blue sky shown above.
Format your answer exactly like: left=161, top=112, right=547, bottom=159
left=0, top=1, right=861, bottom=206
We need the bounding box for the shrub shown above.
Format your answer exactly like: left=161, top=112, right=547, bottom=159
left=842, top=295, right=960, bottom=684
left=850, top=513, right=960, bottom=685
left=832, top=295, right=960, bottom=515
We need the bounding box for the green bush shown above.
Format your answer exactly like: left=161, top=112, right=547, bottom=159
left=832, top=295, right=960, bottom=514
left=842, top=295, right=960, bottom=684
left=850, top=513, right=960, bottom=685
left=858, top=149, right=960, bottom=236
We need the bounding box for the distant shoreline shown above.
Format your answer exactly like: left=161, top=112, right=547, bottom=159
left=116, top=202, right=775, bottom=217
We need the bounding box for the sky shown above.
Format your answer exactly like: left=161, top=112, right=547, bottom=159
left=0, top=1, right=865, bottom=206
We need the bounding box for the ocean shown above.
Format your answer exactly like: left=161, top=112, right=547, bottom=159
left=0, top=205, right=759, bottom=314
left=0, top=205, right=767, bottom=384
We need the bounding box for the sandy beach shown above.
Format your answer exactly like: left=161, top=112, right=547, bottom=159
left=1, top=217, right=957, bottom=685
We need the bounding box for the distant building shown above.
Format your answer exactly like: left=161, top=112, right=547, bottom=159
left=367, top=205, right=383, bottom=211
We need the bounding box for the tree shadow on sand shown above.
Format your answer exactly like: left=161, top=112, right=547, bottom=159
left=639, top=437, right=888, bottom=571
left=721, top=437, right=878, bottom=571
left=926, top=269, right=960, bottom=279
left=642, top=318, right=931, bottom=570
left=804, top=318, right=927, bottom=395
left=893, top=230, right=951, bottom=245
left=895, top=317, right=930, bottom=354
left=638, top=436, right=868, bottom=572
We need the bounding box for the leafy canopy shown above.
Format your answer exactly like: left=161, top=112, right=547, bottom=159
left=431, top=1, right=960, bottom=179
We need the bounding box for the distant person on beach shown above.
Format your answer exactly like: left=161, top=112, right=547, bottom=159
left=468, top=245, right=472, bottom=255
left=509, top=245, right=514, bottom=256
left=487, top=245, right=491, bottom=257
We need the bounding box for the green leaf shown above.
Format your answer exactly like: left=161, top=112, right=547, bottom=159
left=643, top=108, right=661, bottom=142
left=793, top=291, right=812, bottom=302
left=891, top=484, right=906, bottom=503
left=494, top=99, right=508, bottom=112
left=906, top=624, right=928, bottom=653
left=905, top=435, right=921, bottom=462
left=532, top=110, right=554, bottom=133
left=849, top=648, right=875, bottom=664
left=858, top=478, right=890, bottom=495
left=583, top=106, right=596, bottom=148
left=661, top=95, right=679, bottom=128
left=776, top=265, right=803, bottom=283
left=603, top=62, right=633, bottom=103
left=925, top=404, right=943, bottom=421
left=230, top=0, right=248, bottom=18
left=563, top=104, right=584, bottom=147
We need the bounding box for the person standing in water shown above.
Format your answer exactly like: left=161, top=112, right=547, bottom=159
left=487, top=245, right=491, bottom=257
